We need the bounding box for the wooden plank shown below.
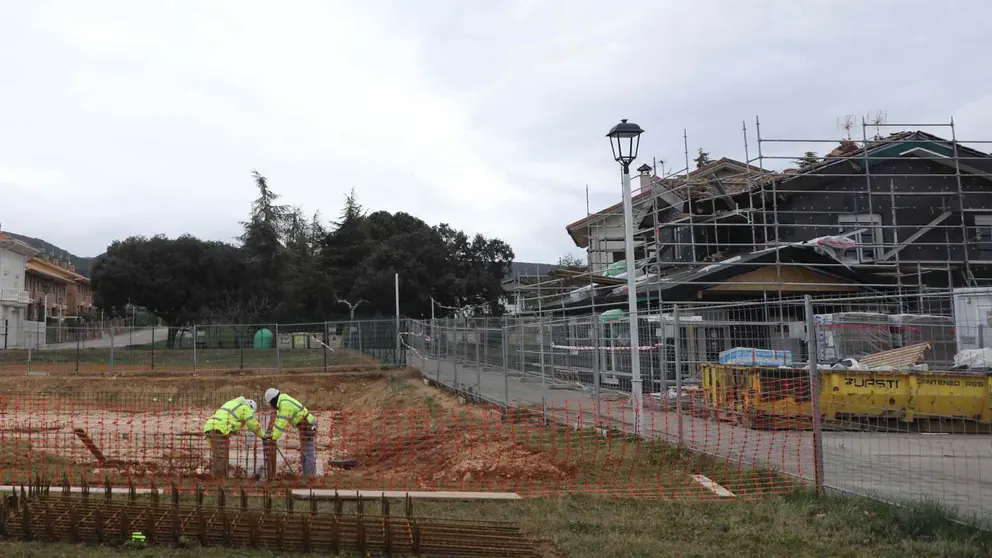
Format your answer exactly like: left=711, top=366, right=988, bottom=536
left=692, top=475, right=736, bottom=498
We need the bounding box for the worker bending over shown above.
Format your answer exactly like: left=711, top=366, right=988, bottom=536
left=263, top=388, right=318, bottom=477
left=202, top=396, right=263, bottom=478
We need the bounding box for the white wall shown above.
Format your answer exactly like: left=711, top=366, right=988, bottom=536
left=0, top=245, right=28, bottom=293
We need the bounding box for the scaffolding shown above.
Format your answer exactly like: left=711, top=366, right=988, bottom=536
left=506, top=117, right=992, bottom=319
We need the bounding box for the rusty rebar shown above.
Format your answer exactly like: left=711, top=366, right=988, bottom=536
left=0, top=488, right=540, bottom=557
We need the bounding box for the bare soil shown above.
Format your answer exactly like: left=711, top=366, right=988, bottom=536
left=0, top=369, right=581, bottom=492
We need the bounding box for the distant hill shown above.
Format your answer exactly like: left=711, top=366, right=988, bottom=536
left=3, top=232, right=99, bottom=277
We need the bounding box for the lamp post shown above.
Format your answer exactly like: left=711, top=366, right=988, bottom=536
left=606, top=118, right=645, bottom=436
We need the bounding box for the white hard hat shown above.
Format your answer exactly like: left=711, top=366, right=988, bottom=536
left=264, top=388, right=279, bottom=405
left=246, top=399, right=257, bottom=413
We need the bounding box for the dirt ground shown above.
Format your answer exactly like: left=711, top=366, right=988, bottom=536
left=0, top=369, right=585, bottom=492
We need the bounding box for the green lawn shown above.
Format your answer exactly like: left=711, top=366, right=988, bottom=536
left=1, top=492, right=989, bottom=557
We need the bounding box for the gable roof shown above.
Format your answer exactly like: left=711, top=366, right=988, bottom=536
left=565, top=158, right=771, bottom=232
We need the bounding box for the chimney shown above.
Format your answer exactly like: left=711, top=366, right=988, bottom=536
left=637, top=163, right=654, bottom=193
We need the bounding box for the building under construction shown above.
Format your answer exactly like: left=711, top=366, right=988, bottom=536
left=500, top=118, right=992, bottom=390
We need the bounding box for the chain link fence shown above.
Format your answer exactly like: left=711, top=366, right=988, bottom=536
left=0, top=319, right=405, bottom=375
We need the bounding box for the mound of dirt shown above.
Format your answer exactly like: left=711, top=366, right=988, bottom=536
left=0, top=369, right=440, bottom=411
left=429, top=436, right=576, bottom=484
left=348, top=409, right=577, bottom=489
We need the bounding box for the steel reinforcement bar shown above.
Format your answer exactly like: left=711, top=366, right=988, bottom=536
left=0, top=485, right=539, bottom=556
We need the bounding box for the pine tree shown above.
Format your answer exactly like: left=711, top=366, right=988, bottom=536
left=693, top=148, right=713, bottom=169
left=795, top=151, right=820, bottom=169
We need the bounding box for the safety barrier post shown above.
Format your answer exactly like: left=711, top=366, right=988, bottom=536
left=193, top=324, right=198, bottom=375
left=674, top=303, right=683, bottom=445
left=502, top=322, right=509, bottom=405
left=323, top=322, right=329, bottom=373
left=482, top=323, right=488, bottom=370
left=804, top=294, right=825, bottom=494
left=151, top=327, right=155, bottom=371
left=474, top=323, right=481, bottom=397
left=275, top=323, right=281, bottom=373
left=539, top=321, right=546, bottom=386
left=75, top=335, right=81, bottom=374
left=109, top=327, right=115, bottom=376
left=517, top=318, right=524, bottom=376
left=592, top=316, right=601, bottom=425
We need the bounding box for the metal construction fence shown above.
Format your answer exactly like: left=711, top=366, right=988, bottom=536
left=3, top=290, right=992, bottom=520
left=0, top=319, right=405, bottom=375
left=401, top=289, right=992, bottom=522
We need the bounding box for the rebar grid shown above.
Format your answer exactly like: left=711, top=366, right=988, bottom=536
left=0, top=479, right=540, bottom=557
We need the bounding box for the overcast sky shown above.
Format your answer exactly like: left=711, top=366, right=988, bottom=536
left=2, top=0, right=991, bottom=263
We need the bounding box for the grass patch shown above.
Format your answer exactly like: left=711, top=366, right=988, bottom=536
left=0, top=492, right=988, bottom=557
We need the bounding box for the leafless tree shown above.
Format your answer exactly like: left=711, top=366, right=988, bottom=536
left=335, top=295, right=367, bottom=320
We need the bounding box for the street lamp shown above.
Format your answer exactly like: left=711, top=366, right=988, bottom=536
left=606, top=118, right=645, bottom=436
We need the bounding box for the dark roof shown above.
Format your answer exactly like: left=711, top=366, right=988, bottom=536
left=509, top=261, right=556, bottom=278
left=603, top=242, right=895, bottom=302
left=565, top=158, right=772, bottom=233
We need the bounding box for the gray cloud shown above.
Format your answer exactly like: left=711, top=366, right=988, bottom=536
left=2, top=0, right=991, bottom=264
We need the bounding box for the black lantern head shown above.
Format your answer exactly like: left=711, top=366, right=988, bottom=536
left=606, top=119, right=644, bottom=172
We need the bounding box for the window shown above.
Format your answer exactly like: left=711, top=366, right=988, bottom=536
left=975, top=215, right=992, bottom=259
left=838, top=214, right=883, bottom=262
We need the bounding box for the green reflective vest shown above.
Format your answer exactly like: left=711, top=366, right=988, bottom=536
left=271, top=393, right=314, bottom=441
left=203, top=397, right=262, bottom=437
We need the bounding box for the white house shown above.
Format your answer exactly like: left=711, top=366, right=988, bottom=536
left=0, top=233, right=37, bottom=348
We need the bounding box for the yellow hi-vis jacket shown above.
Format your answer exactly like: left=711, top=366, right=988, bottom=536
left=203, top=397, right=263, bottom=438
left=270, top=393, right=315, bottom=441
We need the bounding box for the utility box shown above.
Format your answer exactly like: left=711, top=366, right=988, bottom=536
left=953, top=287, right=992, bottom=352
left=814, top=312, right=893, bottom=363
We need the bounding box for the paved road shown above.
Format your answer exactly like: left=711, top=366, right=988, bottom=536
left=409, top=351, right=992, bottom=519
left=42, top=327, right=170, bottom=350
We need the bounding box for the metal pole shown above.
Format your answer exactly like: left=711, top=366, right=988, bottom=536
left=592, top=312, right=601, bottom=424
left=75, top=333, right=80, bottom=374
left=620, top=165, right=644, bottom=437
left=804, top=294, right=825, bottom=494
left=673, top=303, right=683, bottom=445
left=502, top=323, right=509, bottom=405
left=537, top=274, right=548, bottom=386
left=537, top=281, right=546, bottom=386
left=151, top=326, right=155, bottom=371
left=109, top=326, right=115, bottom=376
left=430, top=297, right=436, bottom=358
left=395, top=272, right=401, bottom=365
left=475, top=324, right=482, bottom=398
left=453, top=324, right=459, bottom=390
left=517, top=317, right=524, bottom=376
left=323, top=322, right=328, bottom=372
left=239, top=325, right=244, bottom=371
left=275, top=323, right=281, bottom=372
left=193, top=324, right=198, bottom=374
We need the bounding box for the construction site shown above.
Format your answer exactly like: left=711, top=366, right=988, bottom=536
left=5, top=117, right=992, bottom=554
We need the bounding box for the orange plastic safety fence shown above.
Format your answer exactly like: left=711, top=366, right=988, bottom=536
left=0, top=390, right=810, bottom=500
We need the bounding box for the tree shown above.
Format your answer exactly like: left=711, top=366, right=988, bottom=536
left=693, top=148, right=713, bottom=169
left=280, top=207, right=332, bottom=322
left=91, top=235, right=241, bottom=347
left=320, top=188, right=369, bottom=302
left=557, top=253, right=585, bottom=268
left=239, top=170, right=290, bottom=318
left=795, top=151, right=820, bottom=170
left=92, top=178, right=517, bottom=327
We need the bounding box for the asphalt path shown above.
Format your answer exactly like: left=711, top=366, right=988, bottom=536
left=410, top=352, right=992, bottom=519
